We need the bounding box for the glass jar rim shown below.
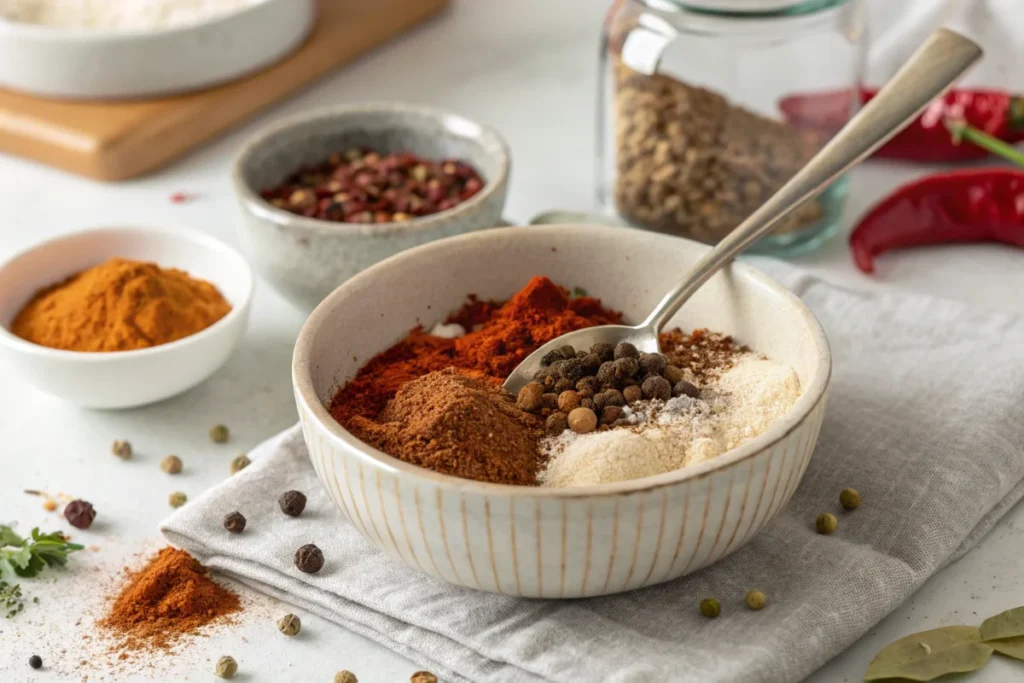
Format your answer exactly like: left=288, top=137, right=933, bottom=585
left=643, top=0, right=851, bottom=16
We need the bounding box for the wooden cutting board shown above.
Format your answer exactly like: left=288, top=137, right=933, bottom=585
left=0, top=0, right=449, bottom=181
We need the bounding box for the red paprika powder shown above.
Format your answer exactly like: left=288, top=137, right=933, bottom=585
left=329, top=276, right=622, bottom=427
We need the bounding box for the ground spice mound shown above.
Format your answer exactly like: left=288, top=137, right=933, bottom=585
left=100, top=547, right=241, bottom=653
left=659, top=328, right=747, bottom=383
left=12, top=257, right=231, bottom=352
left=330, top=275, right=622, bottom=424
left=351, top=369, right=545, bottom=485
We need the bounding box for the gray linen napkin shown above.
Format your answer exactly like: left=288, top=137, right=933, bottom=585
left=162, top=267, right=1024, bottom=683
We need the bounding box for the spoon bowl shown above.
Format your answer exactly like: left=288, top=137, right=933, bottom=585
left=504, top=324, right=656, bottom=394
left=504, top=28, right=982, bottom=394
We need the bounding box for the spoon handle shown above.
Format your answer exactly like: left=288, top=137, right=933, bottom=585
left=642, top=28, right=983, bottom=332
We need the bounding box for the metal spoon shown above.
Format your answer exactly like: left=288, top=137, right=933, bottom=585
left=504, top=28, right=982, bottom=394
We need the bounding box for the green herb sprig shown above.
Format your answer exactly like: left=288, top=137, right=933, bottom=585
left=0, top=524, right=84, bottom=578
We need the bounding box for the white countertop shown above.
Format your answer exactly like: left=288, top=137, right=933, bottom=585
left=2, top=1, right=1023, bottom=681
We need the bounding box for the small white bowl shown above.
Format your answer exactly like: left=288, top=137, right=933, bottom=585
left=0, top=227, right=252, bottom=409
left=0, top=0, right=315, bottom=100
left=294, top=225, right=831, bottom=597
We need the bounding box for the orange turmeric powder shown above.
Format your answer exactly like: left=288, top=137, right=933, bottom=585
left=11, top=257, right=231, bottom=352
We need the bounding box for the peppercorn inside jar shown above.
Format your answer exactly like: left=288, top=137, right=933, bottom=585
left=596, top=0, right=865, bottom=255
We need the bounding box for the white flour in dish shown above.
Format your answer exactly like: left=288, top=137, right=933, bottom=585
left=539, top=354, right=802, bottom=488
left=0, top=0, right=263, bottom=30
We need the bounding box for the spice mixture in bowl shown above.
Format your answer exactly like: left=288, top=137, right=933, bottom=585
left=233, top=103, right=510, bottom=311
left=293, top=225, right=831, bottom=597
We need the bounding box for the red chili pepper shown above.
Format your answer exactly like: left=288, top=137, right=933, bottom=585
left=778, top=88, right=1024, bottom=162
left=848, top=168, right=1024, bottom=274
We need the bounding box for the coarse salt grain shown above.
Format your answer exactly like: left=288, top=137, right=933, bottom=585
left=0, top=0, right=262, bottom=30
left=428, top=322, right=466, bottom=339
left=539, top=354, right=801, bottom=488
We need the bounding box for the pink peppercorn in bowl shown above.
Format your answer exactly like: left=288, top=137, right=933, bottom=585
left=232, top=103, right=510, bottom=311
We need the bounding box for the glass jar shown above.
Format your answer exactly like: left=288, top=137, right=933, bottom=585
left=596, top=0, right=865, bottom=255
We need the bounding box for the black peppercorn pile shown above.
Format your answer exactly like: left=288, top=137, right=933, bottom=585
left=516, top=341, right=706, bottom=437
left=259, top=148, right=485, bottom=224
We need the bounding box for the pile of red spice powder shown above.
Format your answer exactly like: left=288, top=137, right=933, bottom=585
left=329, top=276, right=622, bottom=427
left=99, top=547, right=241, bottom=657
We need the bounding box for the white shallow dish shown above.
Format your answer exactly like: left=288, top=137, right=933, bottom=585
left=293, top=225, right=832, bottom=598
left=0, top=226, right=252, bottom=409
left=0, top=0, right=315, bottom=100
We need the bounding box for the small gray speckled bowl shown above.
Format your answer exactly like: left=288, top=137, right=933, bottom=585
left=232, top=103, right=510, bottom=311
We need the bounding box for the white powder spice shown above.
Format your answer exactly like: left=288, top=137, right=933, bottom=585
left=539, top=353, right=802, bottom=488
left=0, top=0, right=263, bottom=30
left=712, top=356, right=803, bottom=449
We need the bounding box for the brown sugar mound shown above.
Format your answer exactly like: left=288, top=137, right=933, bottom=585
left=100, top=547, right=241, bottom=653
left=12, top=257, right=231, bottom=352
left=349, top=369, right=545, bottom=485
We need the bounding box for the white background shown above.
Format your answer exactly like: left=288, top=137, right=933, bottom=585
left=2, top=1, right=1024, bottom=681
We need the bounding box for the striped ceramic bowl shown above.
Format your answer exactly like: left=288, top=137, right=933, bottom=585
left=292, top=225, right=831, bottom=598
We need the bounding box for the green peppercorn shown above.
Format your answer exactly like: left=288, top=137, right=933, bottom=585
left=230, top=454, right=250, bottom=475
left=160, top=455, right=183, bottom=474
left=169, top=491, right=187, bottom=508
left=334, top=671, right=358, bottom=683
left=745, top=590, right=767, bottom=610
left=699, top=598, right=720, bottom=618
left=210, top=424, right=230, bottom=443
left=277, top=613, right=301, bottom=636
left=840, top=488, right=862, bottom=510
left=816, top=512, right=838, bottom=534
left=215, top=655, right=237, bottom=679
left=111, top=440, right=132, bottom=460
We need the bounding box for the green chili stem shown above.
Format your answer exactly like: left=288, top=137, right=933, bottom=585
left=945, top=118, right=1024, bottom=168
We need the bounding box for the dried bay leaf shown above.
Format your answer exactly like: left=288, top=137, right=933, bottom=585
left=863, top=626, right=994, bottom=681
left=980, top=606, right=1024, bottom=642
left=990, top=636, right=1024, bottom=661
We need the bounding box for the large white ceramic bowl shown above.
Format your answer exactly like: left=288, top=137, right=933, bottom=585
left=293, top=225, right=831, bottom=598
left=0, top=226, right=252, bottom=409
left=233, top=103, right=510, bottom=312
left=0, top=0, right=315, bottom=99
